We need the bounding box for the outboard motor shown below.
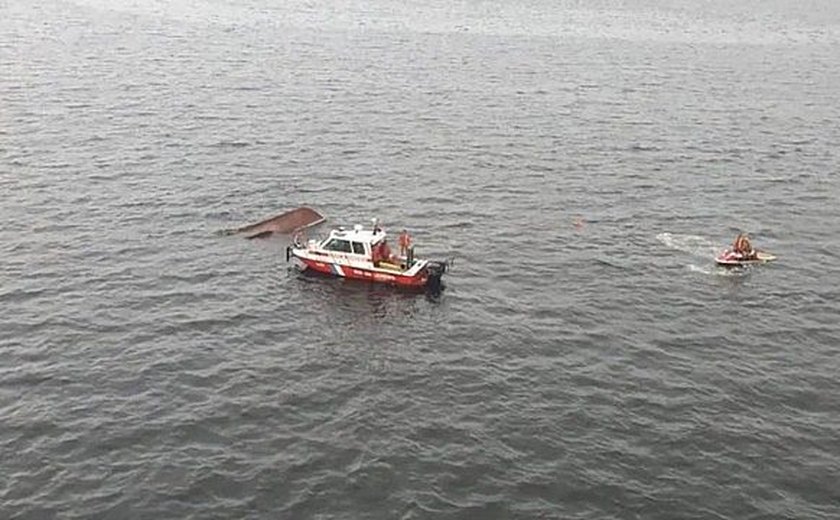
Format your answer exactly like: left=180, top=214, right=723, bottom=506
left=425, top=259, right=449, bottom=291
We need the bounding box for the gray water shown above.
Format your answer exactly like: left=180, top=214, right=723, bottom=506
left=2, top=0, right=840, bottom=518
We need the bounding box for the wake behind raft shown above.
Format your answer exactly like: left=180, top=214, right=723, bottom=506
left=224, top=206, right=326, bottom=239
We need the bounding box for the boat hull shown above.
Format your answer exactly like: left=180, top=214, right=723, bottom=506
left=294, top=254, right=434, bottom=288
left=715, top=250, right=776, bottom=267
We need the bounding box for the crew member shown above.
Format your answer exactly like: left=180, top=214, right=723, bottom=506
left=398, top=229, right=412, bottom=257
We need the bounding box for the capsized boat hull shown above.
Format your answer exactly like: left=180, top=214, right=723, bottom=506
left=234, top=207, right=325, bottom=239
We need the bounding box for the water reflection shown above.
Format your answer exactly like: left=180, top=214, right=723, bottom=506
left=277, top=267, right=450, bottom=375
left=291, top=268, right=443, bottom=320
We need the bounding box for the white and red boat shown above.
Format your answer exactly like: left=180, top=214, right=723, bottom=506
left=286, top=223, right=449, bottom=289
left=715, top=249, right=777, bottom=267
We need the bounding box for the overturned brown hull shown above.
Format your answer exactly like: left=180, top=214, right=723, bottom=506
left=233, top=207, right=325, bottom=239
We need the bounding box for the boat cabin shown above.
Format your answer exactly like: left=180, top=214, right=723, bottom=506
left=310, top=225, right=408, bottom=268
left=318, top=225, right=379, bottom=255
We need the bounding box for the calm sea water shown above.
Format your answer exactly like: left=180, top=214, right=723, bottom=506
left=2, top=0, right=840, bottom=518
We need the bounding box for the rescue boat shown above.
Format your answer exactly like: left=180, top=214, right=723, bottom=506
left=715, top=249, right=776, bottom=267
left=286, top=223, right=449, bottom=289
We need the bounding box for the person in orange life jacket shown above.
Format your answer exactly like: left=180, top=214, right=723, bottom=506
left=398, top=229, right=412, bottom=257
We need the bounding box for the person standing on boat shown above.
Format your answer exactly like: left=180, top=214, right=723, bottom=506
left=398, top=229, right=412, bottom=257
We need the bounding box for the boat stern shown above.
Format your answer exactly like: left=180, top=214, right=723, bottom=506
left=424, top=259, right=450, bottom=290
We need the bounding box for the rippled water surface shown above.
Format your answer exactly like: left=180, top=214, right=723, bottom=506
left=2, top=0, right=840, bottom=518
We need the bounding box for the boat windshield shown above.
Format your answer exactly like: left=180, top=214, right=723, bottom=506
left=322, top=238, right=353, bottom=253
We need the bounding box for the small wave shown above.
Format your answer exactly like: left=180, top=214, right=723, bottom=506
left=714, top=267, right=750, bottom=277
left=595, top=257, right=626, bottom=270
left=687, top=264, right=711, bottom=275
left=688, top=263, right=749, bottom=277
left=214, top=141, right=251, bottom=148
left=656, top=232, right=722, bottom=258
